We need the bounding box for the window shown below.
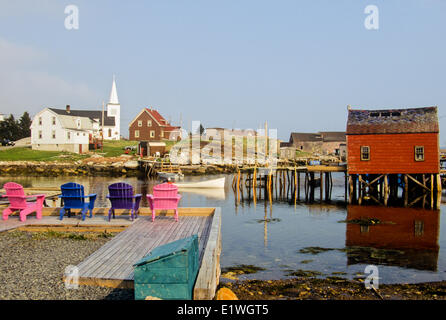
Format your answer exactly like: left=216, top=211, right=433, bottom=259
left=147, top=120, right=152, bottom=127
left=39, top=117, right=42, bottom=125
left=360, top=146, right=370, bottom=161
left=161, top=130, right=164, bottom=138
left=414, top=220, right=424, bottom=237
left=415, top=146, right=424, bottom=161
left=76, top=119, right=81, bottom=129
left=52, top=117, right=56, bottom=125
left=38, top=131, right=42, bottom=139
left=150, top=130, right=155, bottom=138
left=67, top=132, right=71, bottom=140
left=108, top=128, right=112, bottom=137
left=52, top=130, right=56, bottom=139
left=135, top=130, right=140, bottom=138
left=138, top=120, right=142, bottom=127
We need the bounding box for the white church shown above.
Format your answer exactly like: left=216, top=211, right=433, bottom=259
left=31, top=77, right=121, bottom=153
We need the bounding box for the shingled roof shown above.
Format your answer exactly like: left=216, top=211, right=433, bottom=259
left=49, top=108, right=115, bottom=127
left=346, top=106, right=439, bottom=135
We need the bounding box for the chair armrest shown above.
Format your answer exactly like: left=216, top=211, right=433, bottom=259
left=25, top=194, right=45, bottom=199
left=134, top=194, right=142, bottom=199
left=86, top=193, right=97, bottom=198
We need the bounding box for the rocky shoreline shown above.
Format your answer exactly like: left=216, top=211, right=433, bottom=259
left=219, top=278, right=446, bottom=300
left=0, top=156, right=239, bottom=177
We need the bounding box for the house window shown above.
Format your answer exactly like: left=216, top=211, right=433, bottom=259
left=161, top=130, right=164, bottom=138
left=39, top=117, right=42, bottom=125
left=52, top=117, right=56, bottom=125
left=360, top=146, right=370, bottom=161
left=67, top=132, right=71, bottom=140
left=52, top=130, right=56, bottom=139
left=135, top=130, right=140, bottom=138
left=138, top=120, right=142, bottom=127
left=415, top=146, right=424, bottom=161
left=108, top=128, right=112, bottom=137
left=150, top=130, right=155, bottom=138
left=38, top=131, right=42, bottom=139
left=147, top=120, right=152, bottom=127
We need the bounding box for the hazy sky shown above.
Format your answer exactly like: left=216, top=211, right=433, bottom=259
left=1, top=0, right=446, bottom=142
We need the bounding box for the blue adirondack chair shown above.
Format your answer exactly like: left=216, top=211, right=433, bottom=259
left=59, top=182, right=97, bottom=221
left=107, top=182, right=142, bottom=221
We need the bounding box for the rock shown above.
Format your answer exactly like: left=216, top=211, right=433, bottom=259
left=124, top=161, right=139, bottom=169
left=112, top=162, right=123, bottom=168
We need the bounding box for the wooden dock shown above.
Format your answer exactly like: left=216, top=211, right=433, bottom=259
left=0, top=207, right=222, bottom=300
left=73, top=207, right=221, bottom=300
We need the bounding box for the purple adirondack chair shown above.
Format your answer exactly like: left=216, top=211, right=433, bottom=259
left=2, top=182, right=45, bottom=222
left=147, top=182, right=182, bottom=222
left=107, top=182, right=142, bottom=221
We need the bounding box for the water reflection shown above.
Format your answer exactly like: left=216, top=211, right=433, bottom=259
left=2, top=174, right=446, bottom=284
left=345, top=205, right=440, bottom=271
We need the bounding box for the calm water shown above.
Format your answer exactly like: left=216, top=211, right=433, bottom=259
left=2, top=173, right=446, bottom=284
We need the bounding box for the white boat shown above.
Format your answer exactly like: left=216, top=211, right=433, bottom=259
left=177, top=188, right=226, bottom=200
left=174, top=177, right=225, bottom=189
left=157, top=172, right=184, bottom=181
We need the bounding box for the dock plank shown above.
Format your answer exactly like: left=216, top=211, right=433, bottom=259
left=77, top=215, right=213, bottom=285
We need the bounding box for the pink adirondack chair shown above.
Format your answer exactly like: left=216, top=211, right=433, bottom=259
left=147, top=183, right=182, bottom=222
left=2, top=182, right=45, bottom=222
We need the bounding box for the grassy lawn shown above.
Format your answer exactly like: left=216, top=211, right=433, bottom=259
left=0, top=140, right=139, bottom=161
left=0, top=147, right=87, bottom=162
left=90, top=140, right=139, bottom=157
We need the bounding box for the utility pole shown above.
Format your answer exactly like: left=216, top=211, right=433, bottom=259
left=101, top=101, right=104, bottom=152
left=265, top=120, right=268, bottom=161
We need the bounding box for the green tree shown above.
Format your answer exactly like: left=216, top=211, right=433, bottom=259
left=0, top=115, right=19, bottom=140
left=18, top=112, right=32, bottom=139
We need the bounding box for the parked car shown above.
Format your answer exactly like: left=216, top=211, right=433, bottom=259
left=1, top=139, right=15, bottom=146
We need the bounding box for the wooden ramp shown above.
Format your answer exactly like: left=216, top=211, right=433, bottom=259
left=75, top=208, right=221, bottom=300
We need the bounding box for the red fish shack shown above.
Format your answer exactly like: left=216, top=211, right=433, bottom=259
left=346, top=106, right=440, bottom=206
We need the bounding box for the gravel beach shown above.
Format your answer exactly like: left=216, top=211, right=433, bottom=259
left=0, top=230, right=134, bottom=300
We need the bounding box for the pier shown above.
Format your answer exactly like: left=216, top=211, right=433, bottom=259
left=232, top=164, right=347, bottom=205
left=232, top=163, right=443, bottom=209
left=0, top=207, right=222, bottom=300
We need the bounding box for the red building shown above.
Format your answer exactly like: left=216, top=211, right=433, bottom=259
left=129, top=107, right=182, bottom=142
left=346, top=106, right=439, bottom=175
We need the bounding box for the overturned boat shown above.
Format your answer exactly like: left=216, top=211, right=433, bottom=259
left=174, top=177, right=225, bottom=189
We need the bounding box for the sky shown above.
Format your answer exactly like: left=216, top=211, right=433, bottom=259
left=1, top=0, right=446, bottom=143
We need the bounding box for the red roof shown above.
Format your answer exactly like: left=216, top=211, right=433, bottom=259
left=145, top=108, right=180, bottom=131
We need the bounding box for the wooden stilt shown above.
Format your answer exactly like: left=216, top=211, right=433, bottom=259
left=431, top=174, right=434, bottom=209
left=403, top=174, right=408, bottom=207
left=320, top=171, right=323, bottom=203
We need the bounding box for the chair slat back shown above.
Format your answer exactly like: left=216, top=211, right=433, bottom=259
left=152, top=183, right=179, bottom=210
left=3, top=182, right=27, bottom=209
left=60, top=182, right=85, bottom=208
left=108, top=182, right=134, bottom=209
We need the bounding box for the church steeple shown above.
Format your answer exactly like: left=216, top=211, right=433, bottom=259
left=109, top=75, right=119, bottom=105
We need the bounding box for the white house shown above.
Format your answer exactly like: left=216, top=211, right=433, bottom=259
left=31, top=108, right=98, bottom=153
left=30, top=77, right=121, bottom=153
left=0, top=114, right=5, bottom=122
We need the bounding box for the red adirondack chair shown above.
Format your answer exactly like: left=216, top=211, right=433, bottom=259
left=2, top=182, right=45, bottom=222
left=147, top=183, right=182, bottom=222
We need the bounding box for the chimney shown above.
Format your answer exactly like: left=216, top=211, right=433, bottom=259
left=66, top=105, right=71, bottom=113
